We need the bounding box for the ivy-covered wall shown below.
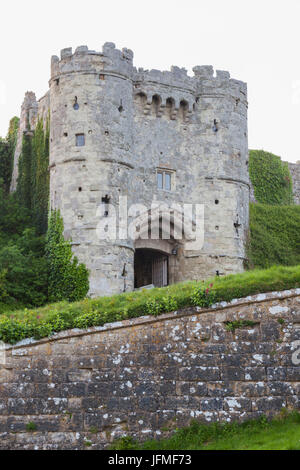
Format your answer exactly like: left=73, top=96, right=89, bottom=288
left=247, top=150, right=299, bottom=269
left=0, top=117, right=19, bottom=193
left=247, top=203, right=300, bottom=268
left=16, top=116, right=50, bottom=234
left=249, top=150, right=293, bottom=205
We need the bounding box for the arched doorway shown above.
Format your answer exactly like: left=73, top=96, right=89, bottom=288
left=134, top=248, right=169, bottom=289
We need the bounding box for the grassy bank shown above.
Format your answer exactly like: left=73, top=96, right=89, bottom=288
left=1, top=264, right=300, bottom=344
left=111, top=411, right=300, bottom=450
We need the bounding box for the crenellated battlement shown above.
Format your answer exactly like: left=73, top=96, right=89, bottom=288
left=50, top=42, right=135, bottom=81
left=50, top=43, right=247, bottom=106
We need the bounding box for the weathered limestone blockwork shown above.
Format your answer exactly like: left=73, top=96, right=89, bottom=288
left=1, top=290, right=300, bottom=449
left=11, top=43, right=249, bottom=297
left=288, top=162, right=300, bottom=204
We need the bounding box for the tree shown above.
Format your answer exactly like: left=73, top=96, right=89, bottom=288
left=46, top=210, right=89, bottom=303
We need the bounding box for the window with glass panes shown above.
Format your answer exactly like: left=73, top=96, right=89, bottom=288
left=76, top=134, right=85, bottom=147
left=157, top=170, right=173, bottom=190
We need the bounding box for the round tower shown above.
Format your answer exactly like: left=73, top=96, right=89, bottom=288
left=191, top=66, right=249, bottom=277
left=49, top=43, right=135, bottom=296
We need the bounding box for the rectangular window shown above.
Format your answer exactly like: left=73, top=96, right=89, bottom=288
left=157, top=169, right=174, bottom=191
left=157, top=172, right=163, bottom=189
left=76, top=134, right=85, bottom=147
left=165, top=173, right=171, bottom=191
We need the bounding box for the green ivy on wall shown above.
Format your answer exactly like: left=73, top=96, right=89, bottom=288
left=46, top=210, right=89, bottom=303
left=32, top=117, right=50, bottom=234
left=0, top=116, right=19, bottom=193
left=249, top=150, right=293, bottom=205
left=17, top=115, right=50, bottom=234
left=17, top=130, right=33, bottom=210
left=247, top=202, right=300, bottom=269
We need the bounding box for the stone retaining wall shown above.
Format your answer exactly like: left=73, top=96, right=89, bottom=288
left=1, top=289, right=300, bottom=449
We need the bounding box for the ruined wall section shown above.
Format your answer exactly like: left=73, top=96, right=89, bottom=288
left=10, top=92, right=38, bottom=191
left=1, top=289, right=300, bottom=450
left=10, top=91, right=50, bottom=192
left=288, top=162, right=300, bottom=204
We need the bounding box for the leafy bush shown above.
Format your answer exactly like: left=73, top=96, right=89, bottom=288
left=1, top=265, right=300, bottom=344
left=46, top=210, right=89, bottom=303
left=145, top=292, right=178, bottom=316
left=191, top=283, right=216, bottom=307
left=249, top=150, right=293, bottom=205
left=0, top=183, right=48, bottom=309
left=0, top=229, right=48, bottom=306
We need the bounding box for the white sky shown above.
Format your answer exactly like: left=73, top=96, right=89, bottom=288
left=1, top=0, right=300, bottom=162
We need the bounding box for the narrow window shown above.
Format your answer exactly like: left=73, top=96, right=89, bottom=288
left=157, top=172, right=163, bottom=190
left=102, top=195, right=110, bottom=217
left=73, top=96, right=79, bottom=110
left=76, top=134, right=85, bottom=147
left=165, top=173, right=171, bottom=191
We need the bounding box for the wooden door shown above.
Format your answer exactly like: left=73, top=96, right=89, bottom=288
left=152, top=255, right=168, bottom=287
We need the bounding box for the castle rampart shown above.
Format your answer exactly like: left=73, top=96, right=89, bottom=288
left=1, top=289, right=300, bottom=449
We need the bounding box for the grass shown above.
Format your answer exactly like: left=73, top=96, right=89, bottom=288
left=110, top=411, right=300, bottom=450
left=1, top=264, right=300, bottom=344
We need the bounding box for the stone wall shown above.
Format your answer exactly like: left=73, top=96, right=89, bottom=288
left=288, top=162, right=300, bottom=205
left=1, top=289, right=300, bottom=450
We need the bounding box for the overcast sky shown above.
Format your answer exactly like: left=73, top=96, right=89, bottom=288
left=1, top=0, right=300, bottom=162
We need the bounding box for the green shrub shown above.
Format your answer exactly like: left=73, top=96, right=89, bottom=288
left=26, top=422, right=37, bottom=432
left=46, top=210, right=89, bottom=303
left=0, top=229, right=48, bottom=307
left=191, top=283, right=216, bottom=308
left=225, top=320, right=257, bottom=332
left=145, top=293, right=178, bottom=316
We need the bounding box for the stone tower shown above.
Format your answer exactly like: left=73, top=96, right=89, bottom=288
left=12, top=43, right=249, bottom=297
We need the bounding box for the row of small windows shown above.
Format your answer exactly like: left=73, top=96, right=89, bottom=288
left=135, top=93, right=191, bottom=121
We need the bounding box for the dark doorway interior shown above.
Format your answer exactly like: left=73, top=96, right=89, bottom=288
left=134, top=249, right=168, bottom=288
